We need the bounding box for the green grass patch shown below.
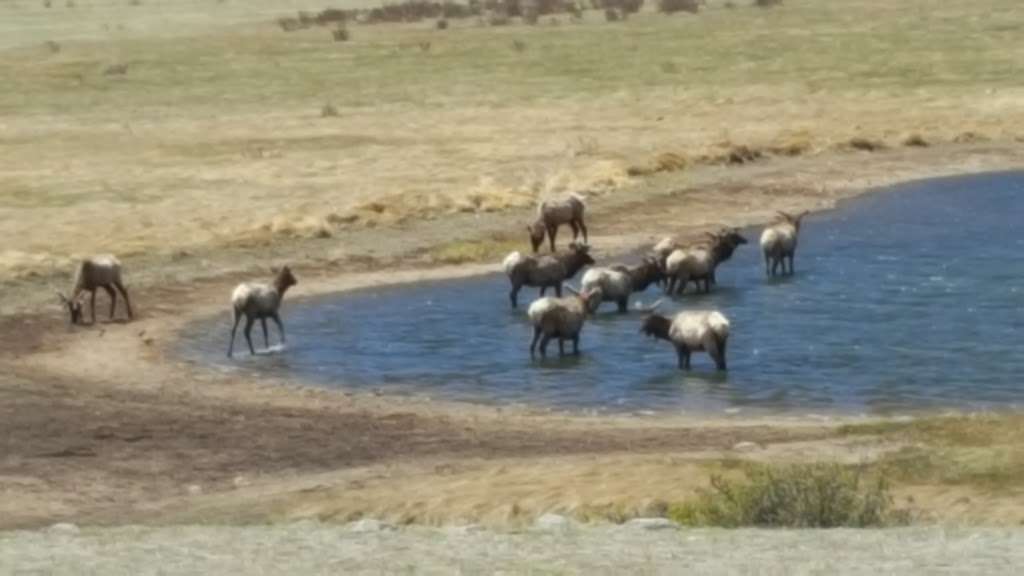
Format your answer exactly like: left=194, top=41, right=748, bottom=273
left=841, top=414, right=1024, bottom=448
left=842, top=415, right=1024, bottom=493
left=427, top=236, right=524, bottom=264
left=669, top=462, right=907, bottom=528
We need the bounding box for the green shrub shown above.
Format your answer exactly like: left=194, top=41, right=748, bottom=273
left=669, top=463, right=905, bottom=528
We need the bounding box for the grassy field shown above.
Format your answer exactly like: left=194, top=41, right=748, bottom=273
left=2, top=0, right=1023, bottom=284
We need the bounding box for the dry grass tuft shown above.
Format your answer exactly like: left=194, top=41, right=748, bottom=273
left=723, top=144, right=762, bottom=164
left=655, top=152, right=688, bottom=171
left=320, top=103, right=340, bottom=118
left=332, top=26, right=350, bottom=42
left=755, top=0, right=782, bottom=7
left=902, top=133, right=928, bottom=147
left=627, top=151, right=687, bottom=176
left=767, top=132, right=813, bottom=156
left=103, top=63, right=129, bottom=76
left=845, top=137, right=887, bottom=152
left=953, top=131, right=990, bottom=144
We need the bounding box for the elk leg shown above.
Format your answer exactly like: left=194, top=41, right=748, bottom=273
left=261, top=318, right=269, bottom=348
left=704, top=332, right=724, bottom=371
left=114, top=281, right=133, bottom=319
left=530, top=327, right=542, bottom=357
left=572, top=335, right=580, bottom=355
left=617, top=298, right=628, bottom=313
left=509, top=285, right=520, bottom=308
left=676, top=345, right=688, bottom=370
left=558, top=338, right=565, bottom=356
left=271, top=312, right=286, bottom=344
left=539, top=334, right=551, bottom=357
left=548, top=225, right=558, bottom=252
left=89, top=289, right=98, bottom=324
left=227, top=312, right=241, bottom=358
left=569, top=221, right=579, bottom=242
left=577, top=218, right=588, bottom=245
left=243, top=316, right=256, bottom=356
left=103, top=285, right=117, bottom=320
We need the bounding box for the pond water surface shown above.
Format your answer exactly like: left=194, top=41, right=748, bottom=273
left=182, top=171, right=1024, bottom=415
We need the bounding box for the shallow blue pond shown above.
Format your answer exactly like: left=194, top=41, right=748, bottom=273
left=182, top=171, right=1024, bottom=414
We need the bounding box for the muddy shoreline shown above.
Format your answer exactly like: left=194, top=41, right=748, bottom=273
left=2, top=142, right=1023, bottom=530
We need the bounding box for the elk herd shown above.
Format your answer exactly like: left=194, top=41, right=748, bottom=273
left=505, top=194, right=809, bottom=370
left=56, top=193, right=809, bottom=372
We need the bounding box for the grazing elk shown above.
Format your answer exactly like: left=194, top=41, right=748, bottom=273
left=57, top=255, right=133, bottom=325
left=527, top=193, right=588, bottom=253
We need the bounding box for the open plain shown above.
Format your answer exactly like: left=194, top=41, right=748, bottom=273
left=3, top=0, right=1024, bottom=570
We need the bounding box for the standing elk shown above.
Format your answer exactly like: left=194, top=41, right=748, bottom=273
left=761, top=211, right=808, bottom=276
left=227, top=266, right=297, bottom=357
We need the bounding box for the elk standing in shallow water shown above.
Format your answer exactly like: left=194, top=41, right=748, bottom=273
left=227, top=266, right=297, bottom=357
left=527, top=286, right=603, bottom=357
left=640, top=309, right=731, bottom=370
left=655, top=228, right=747, bottom=293
left=527, top=193, right=588, bottom=253
left=57, top=255, right=133, bottom=325
left=761, top=211, right=808, bottom=276
left=580, top=257, right=663, bottom=313
left=503, top=242, right=595, bottom=308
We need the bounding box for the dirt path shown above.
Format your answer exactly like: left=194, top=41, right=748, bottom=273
left=1, top=142, right=1023, bottom=530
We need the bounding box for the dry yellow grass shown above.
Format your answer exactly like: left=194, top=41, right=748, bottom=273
left=2, top=0, right=1024, bottom=284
